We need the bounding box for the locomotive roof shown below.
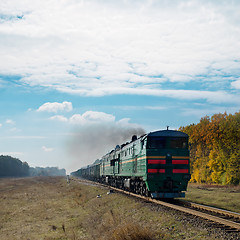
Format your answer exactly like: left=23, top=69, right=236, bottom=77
left=147, top=130, right=188, bottom=138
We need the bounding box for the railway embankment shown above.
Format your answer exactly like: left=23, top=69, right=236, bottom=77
left=0, top=176, right=239, bottom=239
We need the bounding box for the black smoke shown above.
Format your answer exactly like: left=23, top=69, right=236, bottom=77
left=67, top=123, right=145, bottom=169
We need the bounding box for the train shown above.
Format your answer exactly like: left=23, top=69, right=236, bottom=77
left=71, top=129, right=191, bottom=198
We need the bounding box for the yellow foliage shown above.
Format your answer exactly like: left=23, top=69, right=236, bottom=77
left=180, top=111, right=240, bottom=185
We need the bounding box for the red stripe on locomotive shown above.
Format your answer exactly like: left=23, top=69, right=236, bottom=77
left=148, top=159, right=166, bottom=164
left=172, top=160, right=189, bottom=164
left=172, top=169, right=189, bottom=173
left=148, top=169, right=165, bottom=173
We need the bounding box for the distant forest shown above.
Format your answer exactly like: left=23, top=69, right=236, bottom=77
left=0, top=155, right=66, bottom=177
left=180, top=111, right=240, bottom=185
left=0, top=156, right=29, bottom=177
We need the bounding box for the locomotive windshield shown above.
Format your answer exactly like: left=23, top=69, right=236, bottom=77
left=147, top=137, right=166, bottom=149
left=147, top=137, right=188, bottom=149
left=170, top=137, right=188, bottom=149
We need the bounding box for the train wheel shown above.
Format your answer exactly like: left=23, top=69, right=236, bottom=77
left=142, top=184, right=150, bottom=197
left=139, top=182, right=144, bottom=196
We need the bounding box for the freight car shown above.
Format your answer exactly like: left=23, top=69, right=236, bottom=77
left=71, top=129, right=191, bottom=199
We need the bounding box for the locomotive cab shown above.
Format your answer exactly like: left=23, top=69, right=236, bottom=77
left=145, top=130, right=191, bottom=198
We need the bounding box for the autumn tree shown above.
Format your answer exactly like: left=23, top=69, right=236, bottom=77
left=180, top=111, right=240, bottom=185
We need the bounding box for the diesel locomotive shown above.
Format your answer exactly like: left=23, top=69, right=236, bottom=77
left=71, top=129, right=191, bottom=198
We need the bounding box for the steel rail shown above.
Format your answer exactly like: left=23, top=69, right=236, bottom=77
left=187, top=202, right=240, bottom=220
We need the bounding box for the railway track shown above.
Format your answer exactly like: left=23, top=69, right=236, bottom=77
left=74, top=178, right=240, bottom=233
left=181, top=201, right=240, bottom=223
left=109, top=186, right=240, bottom=232
left=73, top=177, right=240, bottom=232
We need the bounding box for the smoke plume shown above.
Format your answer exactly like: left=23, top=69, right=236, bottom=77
left=67, top=122, right=145, bottom=171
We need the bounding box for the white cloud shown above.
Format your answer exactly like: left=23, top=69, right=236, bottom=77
left=49, top=115, right=68, bottom=122
left=0, top=123, right=2, bottom=128
left=50, top=111, right=116, bottom=125
left=6, top=119, right=15, bottom=124
left=81, top=111, right=115, bottom=122
left=42, top=146, right=54, bottom=152
left=0, top=0, right=239, bottom=102
left=117, top=118, right=144, bottom=130
left=10, top=127, right=18, bottom=132
left=37, top=101, right=73, bottom=113
left=57, top=87, right=240, bottom=103
left=49, top=110, right=146, bottom=132
left=231, top=79, right=240, bottom=89
left=69, top=114, right=85, bottom=124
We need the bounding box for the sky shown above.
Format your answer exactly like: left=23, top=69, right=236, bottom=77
left=0, top=0, right=240, bottom=173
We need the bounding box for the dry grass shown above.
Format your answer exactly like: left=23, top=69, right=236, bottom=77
left=110, top=223, right=153, bottom=240
left=0, top=177, right=227, bottom=240
left=0, top=177, right=85, bottom=240
left=185, top=183, right=240, bottom=213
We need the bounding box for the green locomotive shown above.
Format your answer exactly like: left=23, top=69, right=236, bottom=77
left=72, top=129, right=191, bottom=198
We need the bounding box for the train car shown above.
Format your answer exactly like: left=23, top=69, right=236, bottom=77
left=71, top=168, right=82, bottom=177
left=73, top=160, right=101, bottom=181
left=72, top=129, right=191, bottom=199
left=89, top=160, right=101, bottom=181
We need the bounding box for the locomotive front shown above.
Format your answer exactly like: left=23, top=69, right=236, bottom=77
left=145, top=130, right=191, bottom=198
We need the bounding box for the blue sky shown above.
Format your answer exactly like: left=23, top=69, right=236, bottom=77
left=0, top=0, right=240, bottom=173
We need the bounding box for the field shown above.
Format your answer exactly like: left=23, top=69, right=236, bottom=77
left=0, top=177, right=239, bottom=240
left=185, top=183, right=240, bottom=213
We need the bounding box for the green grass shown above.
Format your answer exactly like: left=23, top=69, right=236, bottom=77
left=0, top=177, right=231, bottom=239
left=185, top=183, right=240, bottom=213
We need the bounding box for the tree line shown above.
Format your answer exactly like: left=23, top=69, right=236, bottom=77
left=0, top=155, right=66, bottom=177
left=180, top=111, right=240, bottom=185
left=0, top=155, right=29, bottom=177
